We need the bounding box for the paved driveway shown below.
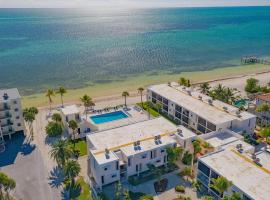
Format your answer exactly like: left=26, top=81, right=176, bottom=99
left=0, top=133, right=61, bottom=200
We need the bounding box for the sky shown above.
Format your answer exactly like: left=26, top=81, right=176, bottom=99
left=0, top=0, right=270, bottom=8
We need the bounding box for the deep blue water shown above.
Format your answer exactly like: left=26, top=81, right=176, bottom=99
left=90, top=111, right=128, bottom=124
left=0, top=7, right=270, bottom=94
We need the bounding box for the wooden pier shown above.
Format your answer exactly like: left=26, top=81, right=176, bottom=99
left=241, top=56, right=270, bottom=65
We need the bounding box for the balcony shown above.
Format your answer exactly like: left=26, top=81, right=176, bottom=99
left=0, top=121, right=14, bottom=127
left=0, top=113, right=12, bottom=119
left=0, top=105, right=11, bottom=112
left=1, top=127, right=14, bottom=135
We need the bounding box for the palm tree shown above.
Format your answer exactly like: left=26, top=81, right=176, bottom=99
left=210, top=176, right=232, bottom=197
left=51, top=113, right=62, bottom=124
left=63, top=160, right=81, bottom=197
left=0, top=172, right=16, bottom=199
left=23, top=107, right=38, bottom=139
left=122, top=91, right=129, bottom=107
left=56, top=86, right=67, bottom=108
left=224, top=87, right=235, bottom=104
left=137, top=87, right=144, bottom=108
left=179, top=77, right=189, bottom=86
left=259, top=125, right=270, bottom=144
left=155, top=102, right=162, bottom=113
left=50, top=139, right=72, bottom=167
left=166, top=146, right=183, bottom=166
left=200, top=83, right=211, bottom=94
left=68, top=120, right=78, bottom=146
left=80, top=94, right=92, bottom=118
left=46, top=89, right=55, bottom=113
left=256, top=103, right=270, bottom=127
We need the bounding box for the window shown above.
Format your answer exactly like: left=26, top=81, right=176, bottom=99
left=161, top=149, right=165, bottom=153
left=116, top=161, right=119, bottom=170
left=157, top=95, right=162, bottom=102
left=104, top=167, right=108, bottom=171
left=101, top=176, right=104, bottom=184
left=136, top=164, right=138, bottom=172
left=163, top=105, right=168, bottom=112
left=14, top=108, right=18, bottom=112
left=128, top=158, right=131, bottom=166
left=139, top=163, right=142, bottom=171
left=175, top=105, right=182, bottom=112
left=197, top=124, right=206, bottom=134
left=152, top=98, right=156, bottom=104
left=163, top=98, right=168, bottom=105
left=152, top=92, right=157, bottom=99
left=13, top=101, right=17, bottom=104
left=66, top=116, right=68, bottom=122
left=163, top=155, right=166, bottom=163
left=182, top=116, right=189, bottom=124
left=198, top=117, right=206, bottom=126
left=210, top=170, right=219, bottom=179
left=17, top=123, right=21, bottom=127
left=141, top=154, right=147, bottom=159
left=207, top=122, right=216, bottom=131
left=150, top=151, right=153, bottom=159
left=198, top=161, right=210, bottom=176
left=153, top=150, right=157, bottom=158
left=16, top=116, right=19, bottom=119
left=175, top=111, right=181, bottom=119
left=111, top=174, right=117, bottom=178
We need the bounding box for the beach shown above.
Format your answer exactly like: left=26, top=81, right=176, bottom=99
left=22, top=63, right=270, bottom=108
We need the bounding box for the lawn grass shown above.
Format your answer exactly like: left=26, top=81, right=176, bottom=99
left=76, top=177, right=92, bottom=200
left=69, top=138, right=87, bottom=156
left=136, top=102, right=160, bottom=117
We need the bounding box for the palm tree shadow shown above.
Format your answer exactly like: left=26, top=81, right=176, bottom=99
left=61, top=182, right=81, bottom=200
left=48, top=166, right=65, bottom=189
left=45, top=135, right=61, bottom=146
left=20, top=142, right=36, bottom=156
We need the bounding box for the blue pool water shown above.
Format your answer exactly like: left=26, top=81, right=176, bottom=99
left=90, top=111, right=128, bottom=124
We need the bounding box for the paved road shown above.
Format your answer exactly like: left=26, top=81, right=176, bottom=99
left=0, top=133, right=61, bottom=200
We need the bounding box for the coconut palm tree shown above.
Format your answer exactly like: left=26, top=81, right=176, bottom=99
left=210, top=176, right=232, bottom=197
left=46, top=89, right=55, bottom=113
left=23, top=107, right=38, bottom=139
left=179, top=77, right=189, bottom=86
left=200, top=83, right=211, bottom=94
left=256, top=103, right=270, bottom=127
left=63, top=160, right=81, bottom=197
left=51, top=113, right=62, bottom=124
left=56, top=86, right=67, bottom=108
left=50, top=139, right=72, bottom=167
left=122, top=91, right=129, bottom=107
left=137, top=87, right=144, bottom=108
left=68, top=120, right=78, bottom=146
left=0, top=172, right=16, bottom=199
left=80, top=94, right=92, bottom=118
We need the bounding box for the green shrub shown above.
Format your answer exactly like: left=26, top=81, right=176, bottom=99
left=182, top=151, right=192, bottom=165
left=178, top=195, right=191, bottom=200
left=175, top=185, right=185, bottom=193
left=45, top=121, right=63, bottom=137
left=139, top=194, right=153, bottom=200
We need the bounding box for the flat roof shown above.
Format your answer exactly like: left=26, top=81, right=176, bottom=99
left=148, top=83, right=255, bottom=125
left=60, top=105, right=80, bottom=115
left=0, top=88, right=20, bottom=102
left=256, top=93, right=270, bottom=103
left=200, top=148, right=270, bottom=200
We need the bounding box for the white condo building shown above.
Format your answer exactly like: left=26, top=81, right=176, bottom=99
left=0, top=88, right=25, bottom=140
left=197, top=131, right=270, bottom=200
left=147, top=82, right=256, bottom=135
left=87, top=118, right=196, bottom=189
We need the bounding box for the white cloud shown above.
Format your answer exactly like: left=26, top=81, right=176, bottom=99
left=0, top=0, right=270, bottom=8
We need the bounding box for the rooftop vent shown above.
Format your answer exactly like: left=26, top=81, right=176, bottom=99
left=168, top=82, right=171, bottom=87
left=236, top=110, right=242, bottom=118
left=208, top=99, right=213, bottom=105
left=3, top=93, right=8, bottom=100
left=187, top=90, right=192, bottom=96
left=105, top=148, right=110, bottom=159
left=154, top=135, right=162, bottom=145
left=134, top=140, right=141, bottom=151
left=223, top=106, right=228, bottom=112
left=198, top=95, right=202, bottom=100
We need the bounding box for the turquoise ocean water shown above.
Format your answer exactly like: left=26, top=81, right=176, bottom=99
left=0, top=7, right=270, bottom=94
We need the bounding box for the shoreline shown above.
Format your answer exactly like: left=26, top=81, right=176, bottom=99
left=21, top=63, right=270, bottom=108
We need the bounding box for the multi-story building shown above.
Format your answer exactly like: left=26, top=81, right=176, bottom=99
left=0, top=88, right=25, bottom=140
left=147, top=82, right=256, bottom=135
left=87, top=117, right=196, bottom=189
left=197, top=133, right=270, bottom=200
left=255, top=93, right=270, bottom=124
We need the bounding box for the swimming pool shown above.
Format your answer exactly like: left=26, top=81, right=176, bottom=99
left=90, top=111, right=128, bottom=124
left=234, top=99, right=249, bottom=108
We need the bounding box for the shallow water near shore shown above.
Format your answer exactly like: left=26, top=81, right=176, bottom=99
left=1, top=6, right=270, bottom=95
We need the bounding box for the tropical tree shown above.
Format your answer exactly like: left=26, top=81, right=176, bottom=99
left=114, top=181, right=123, bottom=200
left=122, top=91, right=129, bottom=107
left=256, top=103, right=270, bottom=127
left=45, top=121, right=63, bottom=137
left=222, top=192, right=243, bottom=200
left=23, top=107, right=38, bottom=139
left=50, top=139, right=72, bottom=167
left=182, top=166, right=193, bottom=180
left=51, top=113, right=62, bottom=124
left=138, top=87, right=144, bottom=108
left=223, top=87, right=235, bottom=104
left=155, top=102, right=162, bottom=113
left=210, top=176, right=232, bottom=197
left=124, top=189, right=131, bottom=200
left=178, top=77, right=191, bottom=87
left=80, top=94, right=92, bottom=118
left=245, top=78, right=260, bottom=94
left=259, top=125, right=270, bottom=144
left=68, top=120, right=78, bottom=146
left=0, top=172, right=16, bottom=200
left=200, top=82, right=211, bottom=94
left=192, top=140, right=202, bottom=160
left=56, top=86, right=67, bottom=108
left=46, top=88, right=55, bottom=113
left=202, top=196, right=214, bottom=200
left=63, top=160, right=81, bottom=197
left=166, top=146, right=183, bottom=166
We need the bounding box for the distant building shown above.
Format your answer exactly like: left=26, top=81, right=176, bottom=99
left=147, top=82, right=256, bottom=135
left=255, top=93, right=270, bottom=123
left=197, top=131, right=270, bottom=200
left=0, top=88, right=25, bottom=140
left=87, top=117, right=196, bottom=189
left=60, top=105, right=97, bottom=139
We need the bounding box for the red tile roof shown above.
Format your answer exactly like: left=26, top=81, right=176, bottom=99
left=256, top=93, right=270, bottom=102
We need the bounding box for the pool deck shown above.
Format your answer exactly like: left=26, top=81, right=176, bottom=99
left=86, top=106, right=150, bottom=132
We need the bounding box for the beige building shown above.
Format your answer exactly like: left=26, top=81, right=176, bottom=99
left=0, top=88, right=25, bottom=140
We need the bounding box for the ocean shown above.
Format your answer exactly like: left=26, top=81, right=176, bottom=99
left=0, top=7, right=270, bottom=95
